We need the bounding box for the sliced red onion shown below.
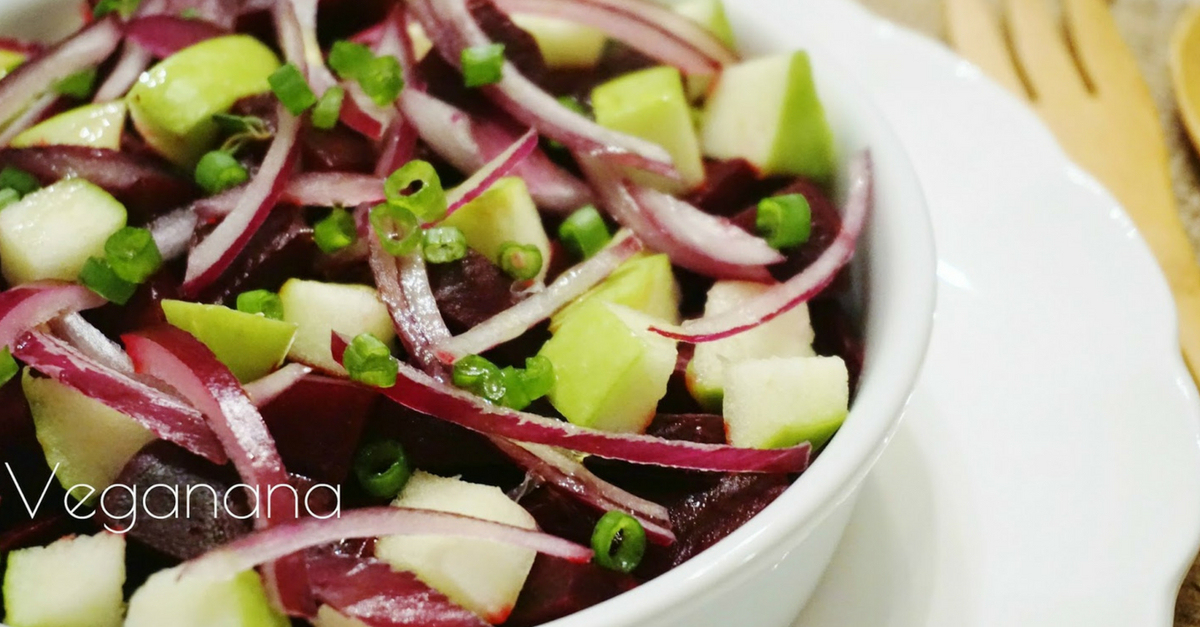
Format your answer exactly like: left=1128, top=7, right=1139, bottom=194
left=368, top=239, right=452, bottom=376
left=493, top=0, right=736, bottom=75
left=443, top=127, right=537, bottom=216
left=244, top=364, right=313, bottom=407
left=49, top=313, right=134, bottom=374
left=376, top=118, right=420, bottom=176
left=491, top=439, right=675, bottom=545
left=628, top=183, right=782, bottom=266
left=126, top=15, right=229, bottom=59
left=435, top=232, right=642, bottom=361
left=410, top=0, right=678, bottom=178
left=283, top=172, right=386, bottom=208
left=274, top=0, right=308, bottom=73
left=0, top=94, right=57, bottom=148
left=0, top=283, right=106, bottom=349
left=578, top=154, right=772, bottom=281
left=652, top=153, right=872, bottom=342
left=182, top=105, right=300, bottom=296
left=334, top=334, right=810, bottom=473
left=185, top=506, right=592, bottom=582
left=12, top=330, right=226, bottom=464
left=0, top=18, right=122, bottom=130
left=93, top=42, right=150, bottom=103
left=150, top=207, right=200, bottom=261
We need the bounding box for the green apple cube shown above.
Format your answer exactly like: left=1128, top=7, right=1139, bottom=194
left=127, top=35, right=280, bottom=166
left=0, top=178, right=127, bottom=285
left=540, top=303, right=677, bottom=433
left=313, top=607, right=370, bottom=627
left=442, top=177, right=552, bottom=282
left=23, top=369, right=155, bottom=503
left=550, top=253, right=680, bottom=332
left=701, top=51, right=835, bottom=180
left=672, top=0, right=736, bottom=48
left=279, top=279, right=395, bottom=375
left=3, top=532, right=126, bottom=627
left=724, top=355, right=849, bottom=450
left=0, top=48, right=26, bottom=80
left=11, top=101, right=127, bottom=150
left=593, top=66, right=705, bottom=192
left=125, top=566, right=288, bottom=627
left=512, top=15, right=607, bottom=68
left=161, top=300, right=298, bottom=382
left=375, top=471, right=537, bottom=623
left=686, top=280, right=815, bottom=410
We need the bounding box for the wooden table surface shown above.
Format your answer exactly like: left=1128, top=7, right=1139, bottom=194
left=852, top=0, right=1200, bottom=623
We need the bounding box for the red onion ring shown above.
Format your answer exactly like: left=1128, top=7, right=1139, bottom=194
left=0, top=94, right=57, bottom=148
left=12, top=330, right=227, bottom=464
left=283, top=172, right=386, bottom=208
left=443, top=127, right=538, bottom=217
left=368, top=238, right=452, bottom=377
left=493, top=0, right=737, bottom=75
left=93, top=42, right=150, bottom=102
left=243, top=363, right=313, bottom=407
left=0, top=283, right=106, bottom=349
left=125, top=15, right=229, bottom=59
left=434, top=232, right=642, bottom=361
left=49, top=313, right=134, bottom=374
left=651, top=152, right=872, bottom=342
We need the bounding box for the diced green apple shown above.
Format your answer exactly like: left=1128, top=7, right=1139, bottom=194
left=512, top=15, right=608, bottom=68
left=3, top=532, right=126, bottom=627
left=724, top=355, right=849, bottom=450
left=11, top=101, right=128, bottom=150
left=593, top=66, right=705, bottom=192
left=125, top=566, right=288, bottom=627
left=279, top=279, right=395, bottom=375
left=672, top=0, right=736, bottom=48
left=0, top=178, right=127, bottom=285
left=686, top=280, right=815, bottom=410
left=0, top=49, right=26, bottom=80
left=442, top=177, right=552, bottom=282
left=540, top=303, right=677, bottom=433
left=550, top=253, right=680, bottom=332
left=127, top=35, right=280, bottom=166
left=701, top=51, right=835, bottom=180
left=161, top=300, right=297, bottom=382
left=313, top=607, right=370, bottom=627
left=23, top=369, right=155, bottom=504
left=375, top=471, right=537, bottom=624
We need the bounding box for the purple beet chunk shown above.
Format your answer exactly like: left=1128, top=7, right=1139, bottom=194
left=427, top=250, right=523, bottom=333
left=260, top=376, right=377, bottom=486
left=685, top=159, right=789, bottom=218
left=301, top=124, right=378, bottom=173
left=83, top=267, right=181, bottom=338
left=506, top=556, right=639, bottom=627
left=638, top=473, right=792, bottom=579
left=517, top=483, right=599, bottom=547
left=731, top=177, right=847, bottom=289
left=98, top=440, right=253, bottom=561
left=809, top=299, right=864, bottom=394
left=193, top=210, right=319, bottom=307
left=307, top=548, right=488, bottom=627
left=657, top=344, right=704, bottom=415
left=0, top=147, right=202, bottom=224
left=0, top=378, right=66, bottom=530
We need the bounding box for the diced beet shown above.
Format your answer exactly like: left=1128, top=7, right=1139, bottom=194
left=657, top=344, right=704, bottom=415
left=0, top=147, right=202, bottom=224
left=193, top=210, right=319, bottom=307
left=506, top=556, right=638, bottom=627
left=809, top=300, right=864, bottom=394
left=647, top=413, right=726, bottom=445
left=539, top=42, right=657, bottom=100
left=260, top=375, right=377, bottom=485
left=517, top=483, right=598, bottom=547
left=638, top=473, right=792, bottom=579
left=301, top=124, right=378, bottom=173
left=672, top=266, right=715, bottom=319
left=686, top=159, right=788, bottom=218
left=98, top=441, right=252, bottom=561
left=307, top=547, right=488, bottom=627
left=83, top=268, right=181, bottom=338
left=468, top=0, right=546, bottom=81
left=427, top=250, right=523, bottom=333
left=731, top=177, right=846, bottom=287
left=0, top=378, right=66, bottom=531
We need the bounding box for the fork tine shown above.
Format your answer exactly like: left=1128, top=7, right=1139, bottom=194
left=1004, top=0, right=1089, bottom=104
left=1061, top=0, right=1146, bottom=97
left=945, top=0, right=1027, bottom=97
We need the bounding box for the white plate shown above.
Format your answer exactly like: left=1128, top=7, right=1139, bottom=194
left=718, top=1, right=1200, bottom=624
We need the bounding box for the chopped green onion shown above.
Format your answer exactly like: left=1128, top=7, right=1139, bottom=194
left=557, top=95, right=588, bottom=117
left=591, top=511, right=647, bottom=574
left=520, top=355, right=555, bottom=400
left=359, top=56, right=405, bottom=106
left=0, top=188, right=21, bottom=211
left=269, top=63, right=318, bottom=115
left=343, top=332, right=399, bottom=388
left=311, top=87, right=345, bottom=130
left=353, top=439, right=411, bottom=499
left=0, top=168, right=38, bottom=197
left=498, top=242, right=543, bottom=281
left=329, top=41, right=376, bottom=80
left=498, top=366, right=532, bottom=410
left=54, top=68, right=97, bottom=99
left=179, top=7, right=199, bottom=18
left=104, top=227, right=162, bottom=284
left=453, top=354, right=551, bottom=410
left=93, top=0, right=142, bottom=18
left=194, top=151, right=248, bottom=195
left=384, top=160, right=447, bottom=223
left=461, top=43, right=505, bottom=88
left=78, top=257, right=136, bottom=305
left=0, top=347, right=16, bottom=387
left=422, top=226, right=467, bottom=264
left=313, top=207, right=357, bottom=254
left=236, top=289, right=284, bottom=321
left=756, top=193, right=812, bottom=250
left=369, top=202, right=421, bottom=257
left=453, top=355, right=501, bottom=390
left=559, top=205, right=611, bottom=259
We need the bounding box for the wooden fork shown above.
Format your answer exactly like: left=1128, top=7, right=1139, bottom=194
left=945, top=0, right=1200, bottom=383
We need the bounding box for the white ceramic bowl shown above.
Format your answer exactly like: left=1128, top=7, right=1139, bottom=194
left=0, top=2, right=937, bottom=625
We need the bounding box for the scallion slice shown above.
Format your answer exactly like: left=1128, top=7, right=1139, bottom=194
left=314, top=207, right=357, bottom=254
left=311, top=86, right=345, bottom=130
left=354, top=439, right=412, bottom=499
left=498, top=242, right=543, bottom=281
left=384, top=160, right=446, bottom=223
left=461, top=43, right=505, bottom=88
left=559, top=205, right=611, bottom=259
left=104, top=227, right=162, bottom=285
left=343, top=332, right=399, bottom=388
left=194, top=151, right=248, bottom=195
left=78, top=257, right=137, bottom=305
left=422, top=226, right=467, bottom=264
left=369, top=202, right=421, bottom=257
left=0, top=168, right=38, bottom=197
left=591, top=511, right=647, bottom=574
left=269, top=63, right=318, bottom=115
left=756, top=193, right=812, bottom=250
left=236, top=289, right=284, bottom=321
